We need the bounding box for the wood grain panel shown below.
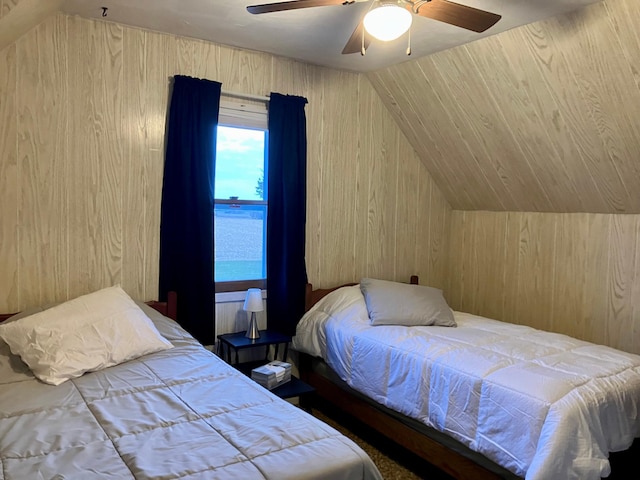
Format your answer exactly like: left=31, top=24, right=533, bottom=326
left=449, top=211, right=640, bottom=355
left=353, top=75, right=373, bottom=280
left=0, top=44, right=18, bottom=311
left=413, top=55, right=511, bottom=211
left=387, top=60, right=487, bottom=210
left=144, top=33, right=176, bottom=301
left=581, top=214, right=611, bottom=344
left=1, top=0, right=20, bottom=19
left=525, top=16, right=628, bottom=213
left=16, top=16, right=68, bottom=308
left=366, top=90, right=397, bottom=280
left=318, top=69, right=359, bottom=284
left=416, top=167, right=434, bottom=288
left=0, top=0, right=64, bottom=50
left=517, top=213, right=557, bottom=331
left=394, top=132, right=419, bottom=282
left=471, top=211, right=507, bottom=321
left=501, top=211, right=523, bottom=324
left=550, top=214, right=587, bottom=336
left=606, top=215, right=637, bottom=352
left=368, top=65, right=472, bottom=209
left=123, top=29, right=175, bottom=300
left=425, top=181, right=450, bottom=290
left=434, top=47, right=550, bottom=212
left=445, top=210, right=463, bottom=308
left=466, top=35, right=582, bottom=212
left=632, top=219, right=640, bottom=357
left=174, top=35, right=219, bottom=81
left=607, top=0, right=640, bottom=92
left=68, top=17, right=124, bottom=296
left=555, top=4, right=640, bottom=210
left=218, top=45, right=271, bottom=97
left=122, top=27, right=148, bottom=301
left=457, top=211, right=477, bottom=313
left=368, top=0, right=640, bottom=214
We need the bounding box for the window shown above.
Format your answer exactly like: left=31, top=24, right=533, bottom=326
left=214, top=100, right=268, bottom=293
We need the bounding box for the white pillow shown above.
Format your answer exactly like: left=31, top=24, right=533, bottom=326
left=360, top=278, right=456, bottom=327
left=0, top=286, right=173, bottom=385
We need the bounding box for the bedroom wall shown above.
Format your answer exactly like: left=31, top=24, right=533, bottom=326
left=447, top=211, right=640, bottom=355
left=0, top=13, right=451, bottom=334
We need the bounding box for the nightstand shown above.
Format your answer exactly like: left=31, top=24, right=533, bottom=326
left=217, top=330, right=291, bottom=365
left=216, top=330, right=315, bottom=410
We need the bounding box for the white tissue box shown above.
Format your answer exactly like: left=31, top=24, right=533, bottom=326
left=251, top=361, right=292, bottom=390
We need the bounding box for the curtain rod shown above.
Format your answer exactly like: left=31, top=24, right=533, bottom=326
left=221, top=89, right=270, bottom=103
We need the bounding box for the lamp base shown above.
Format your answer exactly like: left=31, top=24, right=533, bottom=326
left=245, top=313, right=260, bottom=339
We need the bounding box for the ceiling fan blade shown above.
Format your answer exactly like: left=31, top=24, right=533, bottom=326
left=247, top=0, right=349, bottom=15
left=411, top=0, right=501, bottom=33
left=342, top=20, right=370, bottom=55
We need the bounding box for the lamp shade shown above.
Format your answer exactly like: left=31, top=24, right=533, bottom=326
left=363, top=4, right=413, bottom=41
left=243, top=288, right=264, bottom=313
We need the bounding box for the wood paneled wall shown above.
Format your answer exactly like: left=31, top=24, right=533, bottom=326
left=0, top=0, right=64, bottom=51
left=448, top=211, right=640, bottom=354
left=368, top=0, right=640, bottom=214
left=0, top=0, right=19, bottom=18
left=0, top=13, right=451, bottom=317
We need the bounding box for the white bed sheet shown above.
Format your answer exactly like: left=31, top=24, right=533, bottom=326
left=0, top=302, right=382, bottom=480
left=293, top=285, right=640, bottom=480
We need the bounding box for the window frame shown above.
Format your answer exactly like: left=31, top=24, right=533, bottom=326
left=214, top=100, right=268, bottom=293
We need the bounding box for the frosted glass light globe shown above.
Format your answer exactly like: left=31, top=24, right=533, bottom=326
left=363, top=4, right=413, bottom=42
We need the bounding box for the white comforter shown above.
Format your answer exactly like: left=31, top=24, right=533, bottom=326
left=293, top=285, right=640, bottom=480
left=0, top=303, right=381, bottom=480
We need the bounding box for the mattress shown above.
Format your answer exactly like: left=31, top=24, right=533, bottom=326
left=0, top=303, right=382, bottom=480
left=293, top=285, right=640, bottom=480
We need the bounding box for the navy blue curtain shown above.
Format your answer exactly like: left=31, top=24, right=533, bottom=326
left=266, top=93, right=308, bottom=336
left=159, top=75, right=221, bottom=345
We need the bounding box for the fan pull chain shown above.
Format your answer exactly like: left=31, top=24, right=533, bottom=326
left=407, top=27, right=411, bottom=56
left=361, top=26, right=366, bottom=56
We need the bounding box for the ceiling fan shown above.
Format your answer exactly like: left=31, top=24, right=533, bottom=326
left=246, top=0, right=501, bottom=55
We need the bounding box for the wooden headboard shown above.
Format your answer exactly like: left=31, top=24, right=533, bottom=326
left=0, top=291, right=178, bottom=323
left=146, top=291, right=178, bottom=321
left=305, top=275, right=419, bottom=312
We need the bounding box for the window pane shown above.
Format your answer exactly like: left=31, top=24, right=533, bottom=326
left=216, top=125, right=265, bottom=200
left=214, top=125, right=267, bottom=282
left=214, top=204, right=266, bottom=282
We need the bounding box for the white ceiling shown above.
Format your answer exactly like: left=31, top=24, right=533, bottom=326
left=62, top=0, right=598, bottom=73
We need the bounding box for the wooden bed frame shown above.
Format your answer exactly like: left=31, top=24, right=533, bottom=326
left=299, top=278, right=639, bottom=480
left=0, top=291, right=178, bottom=323
left=300, top=276, right=504, bottom=479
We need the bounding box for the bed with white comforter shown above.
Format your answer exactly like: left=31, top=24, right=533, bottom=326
left=0, top=299, right=381, bottom=479
left=293, top=285, right=640, bottom=480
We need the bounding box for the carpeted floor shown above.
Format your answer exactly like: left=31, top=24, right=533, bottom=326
left=312, top=406, right=454, bottom=480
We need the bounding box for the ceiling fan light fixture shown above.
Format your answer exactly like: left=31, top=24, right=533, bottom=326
left=363, top=3, right=413, bottom=42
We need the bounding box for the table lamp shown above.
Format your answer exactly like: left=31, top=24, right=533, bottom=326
left=243, top=288, right=263, bottom=339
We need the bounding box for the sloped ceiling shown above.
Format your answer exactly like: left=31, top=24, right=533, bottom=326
left=368, top=0, right=640, bottom=213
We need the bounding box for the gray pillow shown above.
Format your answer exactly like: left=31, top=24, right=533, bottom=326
left=360, top=278, right=456, bottom=327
